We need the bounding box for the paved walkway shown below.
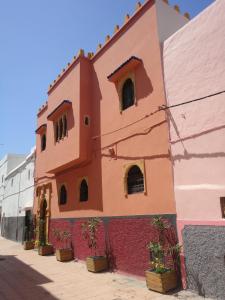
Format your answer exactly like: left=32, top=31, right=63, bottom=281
left=0, top=237, right=210, bottom=300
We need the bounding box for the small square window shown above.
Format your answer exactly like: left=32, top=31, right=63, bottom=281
left=84, top=115, right=90, bottom=126
left=220, top=197, right=225, bottom=218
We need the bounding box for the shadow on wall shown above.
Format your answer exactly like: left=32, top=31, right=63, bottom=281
left=167, top=109, right=225, bottom=162
left=135, top=62, right=153, bottom=102
left=0, top=255, right=57, bottom=300
left=100, top=120, right=169, bottom=161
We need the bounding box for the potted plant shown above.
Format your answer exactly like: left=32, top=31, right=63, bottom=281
left=38, top=219, right=54, bottom=256
left=81, top=217, right=108, bottom=272
left=145, top=216, right=181, bottom=294
left=53, top=229, right=73, bottom=262
left=23, top=226, right=34, bottom=250
left=38, top=243, right=54, bottom=256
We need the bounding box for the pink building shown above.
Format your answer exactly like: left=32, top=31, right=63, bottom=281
left=34, top=0, right=187, bottom=277
left=164, top=0, right=225, bottom=298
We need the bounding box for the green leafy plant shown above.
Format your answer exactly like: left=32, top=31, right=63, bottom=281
left=81, top=218, right=101, bottom=257
left=147, top=216, right=181, bottom=274
left=52, top=228, right=72, bottom=249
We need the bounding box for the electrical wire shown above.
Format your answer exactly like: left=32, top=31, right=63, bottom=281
left=92, top=88, right=225, bottom=140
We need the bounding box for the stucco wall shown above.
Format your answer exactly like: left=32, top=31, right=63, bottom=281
left=163, top=0, right=225, bottom=221
left=35, top=0, right=188, bottom=219
left=163, top=0, right=225, bottom=295
left=1, top=151, right=35, bottom=241
left=49, top=215, right=177, bottom=277
left=0, top=154, right=26, bottom=208
left=183, top=225, right=225, bottom=299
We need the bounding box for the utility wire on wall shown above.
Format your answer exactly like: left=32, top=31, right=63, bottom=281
left=92, top=89, right=225, bottom=140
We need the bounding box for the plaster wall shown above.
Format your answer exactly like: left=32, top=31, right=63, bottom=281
left=3, top=152, right=35, bottom=218
left=34, top=0, right=187, bottom=219
left=163, top=0, right=225, bottom=221
left=155, top=0, right=188, bottom=43
left=0, top=154, right=26, bottom=208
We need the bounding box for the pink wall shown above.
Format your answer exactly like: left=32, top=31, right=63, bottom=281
left=163, top=0, right=225, bottom=221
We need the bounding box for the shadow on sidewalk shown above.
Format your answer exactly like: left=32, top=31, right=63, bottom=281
left=0, top=255, right=59, bottom=300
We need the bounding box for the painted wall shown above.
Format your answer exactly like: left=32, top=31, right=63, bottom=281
left=1, top=149, right=35, bottom=241
left=49, top=215, right=177, bottom=277
left=35, top=0, right=187, bottom=220
left=0, top=154, right=26, bottom=207
left=164, top=0, right=225, bottom=222
left=34, top=0, right=187, bottom=277
left=163, top=0, right=225, bottom=294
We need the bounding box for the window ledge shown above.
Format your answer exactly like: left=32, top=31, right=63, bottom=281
left=47, top=100, right=72, bottom=121
left=107, top=56, right=142, bottom=83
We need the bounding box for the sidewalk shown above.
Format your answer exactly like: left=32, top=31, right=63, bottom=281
left=0, top=237, right=209, bottom=300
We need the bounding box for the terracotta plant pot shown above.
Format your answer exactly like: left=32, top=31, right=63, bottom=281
left=86, top=256, right=108, bottom=273
left=56, top=249, right=73, bottom=262
left=23, top=241, right=34, bottom=250
left=145, top=269, right=177, bottom=293
left=38, top=244, right=54, bottom=256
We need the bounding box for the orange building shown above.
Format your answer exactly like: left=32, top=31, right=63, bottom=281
left=34, top=0, right=188, bottom=276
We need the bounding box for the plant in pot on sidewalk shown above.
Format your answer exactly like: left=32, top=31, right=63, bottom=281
left=53, top=228, right=73, bottom=262
left=23, top=226, right=35, bottom=250
left=145, top=216, right=181, bottom=294
left=38, top=219, right=54, bottom=256
left=81, top=217, right=108, bottom=273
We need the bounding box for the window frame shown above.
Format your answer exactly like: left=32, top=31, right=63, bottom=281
left=123, top=160, right=146, bottom=196
left=220, top=197, right=225, bottom=218
left=79, top=178, right=89, bottom=202
left=59, top=184, right=67, bottom=205
left=54, top=113, right=68, bottom=143
left=118, top=72, right=136, bottom=113
left=41, top=133, right=46, bottom=151
left=77, top=177, right=89, bottom=203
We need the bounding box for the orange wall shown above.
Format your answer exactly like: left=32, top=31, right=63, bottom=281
left=34, top=0, right=175, bottom=218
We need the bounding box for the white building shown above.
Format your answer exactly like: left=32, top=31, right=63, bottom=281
left=1, top=148, right=35, bottom=242
left=0, top=154, right=27, bottom=227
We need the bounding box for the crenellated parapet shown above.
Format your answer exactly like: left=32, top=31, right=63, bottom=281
left=37, top=101, right=48, bottom=117
left=47, top=0, right=190, bottom=94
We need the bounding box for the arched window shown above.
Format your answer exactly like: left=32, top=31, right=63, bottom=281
left=59, top=185, right=67, bottom=205
left=80, top=179, right=88, bottom=202
left=63, top=115, right=67, bottom=137
left=122, top=78, right=134, bottom=111
left=127, top=165, right=144, bottom=194
left=59, top=118, right=63, bottom=140
left=41, top=134, right=46, bottom=151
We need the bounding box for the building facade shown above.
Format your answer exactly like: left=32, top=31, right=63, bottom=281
left=163, top=0, right=225, bottom=298
left=34, top=0, right=188, bottom=277
left=1, top=148, right=35, bottom=242
left=0, top=154, right=27, bottom=233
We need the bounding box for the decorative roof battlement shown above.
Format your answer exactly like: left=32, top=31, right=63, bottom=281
left=47, top=0, right=190, bottom=94
left=37, top=101, right=48, bottom=117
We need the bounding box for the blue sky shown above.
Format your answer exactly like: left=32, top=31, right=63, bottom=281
left=0, top=0, right=214, bottom=158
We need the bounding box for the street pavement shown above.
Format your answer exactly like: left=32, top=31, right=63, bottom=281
left=0, top=237, right=211, bottom=300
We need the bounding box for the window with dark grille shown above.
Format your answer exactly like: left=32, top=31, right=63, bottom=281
left=122, top=78, right=134, bottom=111
left=63, top=115, right=67, bottom=137
left=41, top=134, right=46, bottom=151
left=127, top=165, right=144, bottom=194
left=59, top=185, right=67, bottom=205
left=55, top=122, right=59, bottom=141
left=59, top=118, right=63, bottom=139
left=80, top=179, right=88, bottom=202
left=220, top=197, right=225, bottom=218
